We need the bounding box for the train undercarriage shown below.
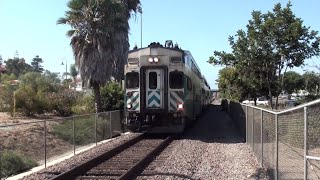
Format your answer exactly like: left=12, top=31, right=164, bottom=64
left=124, top=112, right=185, bottom=133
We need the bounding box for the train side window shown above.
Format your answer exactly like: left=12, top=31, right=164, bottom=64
left=126, top=72, right=139, bottom=89
left=170, top=71, right=183, bottom=89
left=187, top=77, right=192, bottom=90
left=149, top=72, right=157, bottom=89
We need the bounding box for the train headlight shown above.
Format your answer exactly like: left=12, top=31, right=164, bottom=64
left=154, top=57, right=159, bottom=63
left=148, top=57, right=153, bottom=63
left=127, top=103, right=132, bottom=109
left=177, top=103, right=183, bottom=110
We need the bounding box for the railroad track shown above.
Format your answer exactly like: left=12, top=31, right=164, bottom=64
left=49, top=134, right=173, bottom=180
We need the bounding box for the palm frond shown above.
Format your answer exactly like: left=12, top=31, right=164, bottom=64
left=66, top=30, right=77, bottom=37
left=56, top=17, right=67, bottom=25
left=59, top=0, right=141, bottom=86
left=67, top=0, right=86, bottom=10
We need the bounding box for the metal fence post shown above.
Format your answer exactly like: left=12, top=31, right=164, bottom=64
left=73, top=117, right=75, bottom=155
left=0, top=149, right=2, bottom=178
left=0, top=150, right=2, bottom=179
left=261, top=109, right=263, bottom=167
left=304, top=107, right=308, bottom=180
left=252, top=108, right=254, bottom=150
left=275, top=114, right=278, bottom=180
left=105, top=113, right=108, bottom=139
left=44, top=120, right=47, bottom=168
left=109, top=112, right=112, bottom=139
left=246, top=105, right=248, bottom=143
left=95, top=113, right=97, bottom=146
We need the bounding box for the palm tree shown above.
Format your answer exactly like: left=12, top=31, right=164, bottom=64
left=57, top=0, right=141, bottom=112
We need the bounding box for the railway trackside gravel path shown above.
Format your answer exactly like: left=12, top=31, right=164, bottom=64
left=138, top=103, right=270, bottom=180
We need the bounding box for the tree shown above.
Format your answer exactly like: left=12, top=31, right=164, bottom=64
left=43, top=70, right=61, bottom=84
left=4, top=58, right=32, bottom=78
left=283, top=71, right=304, bottom=94
left=216, top=67, right=245, bottom=100
left=57, top=0, right=141, bottom=112
left=302, top=71, right=320, bottom=94
left=0, top=55, right=3, bottom=81
left=69, top=64, right=78, bottom=82
left=31, top=55, right=44, bottom=73
left=209, top=2, right=320, bottom=109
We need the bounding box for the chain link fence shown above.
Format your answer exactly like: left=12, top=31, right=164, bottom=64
left=0, top=110, right=125, bottom=179
left=228, top=99, right=320, bottom=180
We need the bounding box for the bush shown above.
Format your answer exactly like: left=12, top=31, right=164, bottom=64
left=0, top=85, right=16, bottom=113
left=100, top=82, right=124, bottom=111
left=0, top=151, right=38, bottom=178
left=296, top=95, right=320, bottom=105
left=71, top=94, right=95, bottom=115
left=46, top=91, right=80, bottom=116
left=0, top=74, right=18, bottom=113
left=52, top=116, right=108, bottom=145
left=221, top=99, right=229, bottom=111
left=15, top=72, right=59, bottom=116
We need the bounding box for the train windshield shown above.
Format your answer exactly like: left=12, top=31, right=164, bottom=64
left=149, top=72, right=157, bottom=89
left=170, top=71, right=184, bottom=89
left=126, top=72, right=139, bottom=89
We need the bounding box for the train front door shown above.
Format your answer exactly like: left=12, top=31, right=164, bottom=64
left=146, top=69, right=164, bottom=109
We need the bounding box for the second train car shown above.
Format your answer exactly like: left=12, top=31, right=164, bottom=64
left=124, top=41, right=211, bottom=133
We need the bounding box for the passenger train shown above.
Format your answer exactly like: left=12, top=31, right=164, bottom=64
left=124, top=41, right=212, bottom=133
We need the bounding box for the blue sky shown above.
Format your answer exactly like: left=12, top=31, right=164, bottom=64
left=1, top=0, right=320, bottom=89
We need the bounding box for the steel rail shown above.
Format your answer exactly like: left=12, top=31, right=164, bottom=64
left=50, top=134, right=145, bottom=180
left=118, top=136, right=173, bottom=180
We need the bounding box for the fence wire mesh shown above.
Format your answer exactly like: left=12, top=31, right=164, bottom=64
left=307, top=159, right=320, bottom=180
left=262, top=111, right=276, bottom=179
left=278, top=108, right=304, bottom=180
left=253, top=108, right=262, bottom=163
left=247, top=106, right=253, bottom=149
left=307, top=103, right=320, bottom=179
left=0, top=110, right=124, bottom=179
left=307, top=104, right=320, bottom=157
left=228, top=99, right=320, bottom=180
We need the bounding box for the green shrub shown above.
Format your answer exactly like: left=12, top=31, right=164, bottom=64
left=52, top=115, right=111, bottom=145
left=296, top=95, right=320, bottom=105
left=0, top=151, right=38, bottom=178
left=221, top=99, right=229, bottom=111
left=46, top=91, right=80, bottom=116
left=52, top=117, right=95, bottom=145
left=71, top=94, right=95, bottom=115
left=15, top=72, right=59, bottom=116
left=0, top=81, right=18, bottom=114
left=100, top=82, right=124, bottom=111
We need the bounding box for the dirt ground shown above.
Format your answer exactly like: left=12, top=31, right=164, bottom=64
left=0, top=112, right=72, bottom=163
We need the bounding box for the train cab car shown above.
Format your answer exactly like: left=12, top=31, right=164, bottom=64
left=124, top=41, right=211, bottom=133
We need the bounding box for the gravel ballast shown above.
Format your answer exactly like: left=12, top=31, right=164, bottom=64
left=139, top=104, right=270, bottom=180
left=18, top=103, right=270, bottom=180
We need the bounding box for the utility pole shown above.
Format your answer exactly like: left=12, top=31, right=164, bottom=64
left=61, top=59, right=68, bottom=80
left=140, top=11, right=142, bottom=48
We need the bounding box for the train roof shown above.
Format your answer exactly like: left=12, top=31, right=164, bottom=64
left=129, top=41, right=207, bottom=86
left=183, top=50, right=201, bottom=74
left=129, top=42, right=185, bottom=54
left=130, top=42, right=202, bottom=72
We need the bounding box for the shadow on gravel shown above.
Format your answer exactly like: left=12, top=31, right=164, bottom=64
left=248, top=167, right=273, bottom=180
left=182, top=104, right=244, bottom=144
left=140, top=172, right=197, bottom=180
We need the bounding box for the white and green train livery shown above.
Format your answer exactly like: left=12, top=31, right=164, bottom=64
left=124, top=41, right=212, bottom=133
